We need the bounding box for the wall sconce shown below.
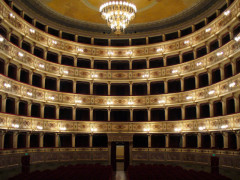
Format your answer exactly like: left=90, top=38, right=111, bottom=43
left=0, top=36, right=4, bottom=42
left=77, top=48, right=84, bottom=53
left=91, top=127, right=97, bottom=134
left=9, top=13, right=15, bottom=18
left=156, top=48, right=164, bottom=52
left=205, top=28, right=211, bottom=33
left=107, top=100, right=113, bottom=105
left=108, top=51, right=114, bottom=56
left=52, top=40, right=57, bottom=45
left=29, top=29, right=35, bottom=34
left=198, top=126, right=206, bottom=131
left=12, top=124, right=19, bottom=128
left=186, top=96, right=193, bottom=100
left=18, top=52, right=24, bottom=57
left=143, top=127, right=150, bottom=133
left=172, top=69, right=178, bottom=74
left=184, top=40, right=190, bottom=45
left=158, top=99, right=166, bottom=104
left=63, top=70, right=69, bottom=75
left=224, top=10, right=230, bottom=16
left=142, top=73, right=149, bottom=78
left=75, top=99, right=82, bottom=104
left=128, top=100, right=134, bottom=105
left=216, top=52, right=223, bottom=56
left=60, top=127, right=66, bottom=131
left=234, top=36, right=240, bottom=42
left=174, top=128, right=182, bottom=132
left=196, top=62, right=202, bottom=66
left=37, top=126, right=43, bottom=130
left=4, top=83, right=11, bottom=88
left=221, top=125, right=228, bottom=129
left=27, top=92, right=33, bottom=97
left=39, top=64, right=45, bottom=68
left=126, top=50, right=133, bottom=56
left=48, top=96, right=55, bottom=100
left=92, top=74, right=98, bottom=78
left=208, top=90, right=215, bottom=95
left=229, top=82, right=236, bottom=88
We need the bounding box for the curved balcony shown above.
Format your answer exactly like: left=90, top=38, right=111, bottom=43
left=0, top=0, right=239, bottom=58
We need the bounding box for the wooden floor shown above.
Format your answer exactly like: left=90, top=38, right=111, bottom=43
left=114, top=162, right=127, bottom=180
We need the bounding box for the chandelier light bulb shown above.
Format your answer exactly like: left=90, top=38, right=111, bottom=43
left=100, top=1, right=137, bottom=34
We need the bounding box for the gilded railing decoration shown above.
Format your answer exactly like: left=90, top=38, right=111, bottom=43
left=0, top=112, right=239, bottom=133
left=0, top=36, right=239, bottom=81
left=0, top=73, right=239, bottom=107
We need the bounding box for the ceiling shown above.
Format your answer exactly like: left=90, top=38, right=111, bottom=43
left=41, top=0, right=199, bottom=24
left=16, top=0, right=223, bottom=36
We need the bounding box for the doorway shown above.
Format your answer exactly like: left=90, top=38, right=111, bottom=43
left=111, top=142, right=130, bottom=171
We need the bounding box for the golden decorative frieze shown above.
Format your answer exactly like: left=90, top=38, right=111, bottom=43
left=0, top=112, right=239, bottom=133
left=0, top=0, right=239, bottom=58
left=0, top=73, right=239, bottom=107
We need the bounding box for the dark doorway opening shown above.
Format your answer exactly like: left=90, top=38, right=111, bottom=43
left=111, top=142, right=130, bottom=171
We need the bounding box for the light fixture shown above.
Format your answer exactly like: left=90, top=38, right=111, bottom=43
left=174, top=128, right=182, bottom=132
left=77, top=48, right=84, bottom=53
left=172, top=69, right=178, bottom=74
left=229, top=82, right=236, bottom=88
left=92, top=74, right=98, bottom=78
left=156, top=48, right=164, bottom=52
left=91, top=127, right=97, bottom=133
left=208, top=90, right=215, bottom=95
left=196, top=62, right=202, bottom=66
left=60, top=127, right=66, bottom=131
left=39, top=64, right=45, bottom=68
left=198, top=126, right=206, bottom=131
left=75, top=100, right=82, bottom=104
left=63, top=70, right=69, bottom=75
left=143, top=128, right=150, bottom=133
left=128, top=100, right=134, bottom=105
left=224, top=10, right=230, bottom=16
left=49, top=96, right=55, bottom=100
left=142, top=73, right=149, bottom=78
left=186, top=96, right=193, bottom=100
left=221, top=125, right=228, bottom=129
left=107, top=100, right=113, bottom=105
left=9, top=13, right=15, bottom=18
left=108, top=51, right=114, bottom=56
left=27, top=92, right=33, bottom=96
left=205, top=28, right=211, bottom=33
left=4, top=83, right=11, bottom=88
left=216, top=52, right=223, bottom=56
left=12, top=124, right=19, bottom=128
left=184, top=40, right=190, bottom=45
left=100, top=1, right=137, bottom=34
left=18, top=52, right=24, bottom=57
left=126, top=50, right=133, bottom=56
left=234, top=36, right=240, bottom=42
left=52, top=40, right=57, bottom=45
left=0, top=36, right=4, bottom=42
left=158, top=100, right=166, bottom=104
left=29, top=29, right=35, bottom=33
left=37, top=126, right=43, bottom=130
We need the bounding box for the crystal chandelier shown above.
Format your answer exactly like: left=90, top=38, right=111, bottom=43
left=99, top=1, right=137, bottom=34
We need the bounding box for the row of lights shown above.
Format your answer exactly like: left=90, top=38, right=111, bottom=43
left=174, top=124, right=229, bottom=132
left=10, top=122, right=229, bottom=132
left=3, top=79, right=236, bottom=103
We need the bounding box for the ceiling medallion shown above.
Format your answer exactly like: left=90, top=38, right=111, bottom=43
left=99, top=1, right=137, bottom=35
